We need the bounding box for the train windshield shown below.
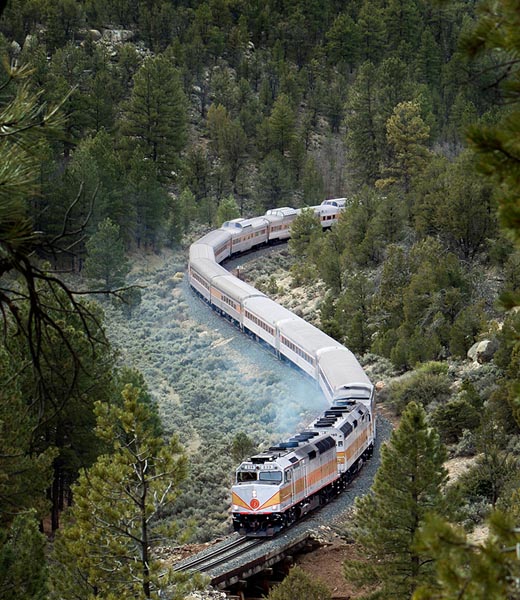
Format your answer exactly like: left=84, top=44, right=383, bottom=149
left=258, top=471, right=282, bottom=484
left=237, top=471, right=257, bottom=483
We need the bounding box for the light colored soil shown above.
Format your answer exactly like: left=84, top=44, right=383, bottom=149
left=444, top=455, right=478, bottom=484
left=295, top=537, right=373, bottom=600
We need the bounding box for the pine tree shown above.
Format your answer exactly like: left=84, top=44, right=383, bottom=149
left=231, top=432, right=256, bottom=463
left=314, top=221, right=346, bottom=293
left=207, top=104, right=248, bottom=195
left=0, top=347, right=56, bottom=525
left=338, top=188, right=380, bottom=268
left=344, top=61, right=383, bottom=185
left=301, top=156, right=325, bottom=205
left=44, top=42, right=91, bottom=157
left=325, top=13, right=361, bottom=71
left=344, top=402, right=447, bottom=599
left=126, top=151, right=169, bottom=250
left=415, top=28, right=442, bottom=88
left=357, top=0, right=387, bottom=64
left=378, top=101, right=430, bottom=193
left=268, top=93, right=297, bottom=156
left=0, top=511, right=48, bottom=600
left=414, top=511, right=520, bottom=600
left=120, top=54, right=187, bottom=182
left=50, top=385, right=199, bottom=600
left=372, top=243, right=410, bottom=333
left=463, top=0, right=520, bottom=246
left=287, top=208, right=322, bottom=260
left=42, top=0, right=83, bottom=52
left=84, top=218, right=129, bottom=291
left=65, top=129, right=128, bottom=240
left=335, top=271, right=374, bottom=354
left=255, top=153, right=293, bottom=210
left=384, top=0, right=421, bottom=59
left=216, top=194, right=240, bottom=226
left=440, top=151, right=496, bottom=260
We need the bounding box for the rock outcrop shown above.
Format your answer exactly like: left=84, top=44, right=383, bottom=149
left=467, top=339, right=498, bottom=364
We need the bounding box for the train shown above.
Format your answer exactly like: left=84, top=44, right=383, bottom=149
left=187, top=199, right=376, bottom=537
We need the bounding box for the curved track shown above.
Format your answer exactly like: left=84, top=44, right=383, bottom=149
left=173, top=535, right=265, bottom=574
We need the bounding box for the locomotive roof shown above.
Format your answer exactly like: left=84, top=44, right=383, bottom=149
left=243, top=433, right=336, bottom=469
left=309, top=403, right=369, bottom=436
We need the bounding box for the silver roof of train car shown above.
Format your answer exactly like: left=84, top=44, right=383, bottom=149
left=308, top=204, right=340, bottom=216
left=243, top=296, right=298, bottom=326
left=278, top=318, right=342, bottom=355
left=265, top=207, right=297, bottom=217
left=318, top=347, right=372, bottom=388
left=212, top=274, right=265, bottom=302
left=189, top=243, right=216, bottom=262
left=189, top=258, right=229, bottom=280
left=196, top=229, right=232, bottom=249
left=222, top=216, right=269, bottom=230
left=321, top=198, right=347, bottom=207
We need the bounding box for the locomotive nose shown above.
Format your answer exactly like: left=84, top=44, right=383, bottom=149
left=232, top=483, right=281, bottom=513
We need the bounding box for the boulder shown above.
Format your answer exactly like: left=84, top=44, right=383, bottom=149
left=10, top=40, right=21, bottom=56
left=88, top=29, right=102, bottom=41
left=467, top=339, right=498, bottom=364
left=23, top=34, right=35, bottom=50
left=476, top=339, right=498, bottom=363
left=467, top=342, right=479, bottom=362
left=184, top=591, right=228, bottom=600
left=75, top=28, right=101, bottom=41
left=102, top=29, right=135, bottom=44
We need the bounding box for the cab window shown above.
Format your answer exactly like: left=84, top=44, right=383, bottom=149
left=237, top=471, right=257, bottom=483
left=258, top=471, right=282, bottom=484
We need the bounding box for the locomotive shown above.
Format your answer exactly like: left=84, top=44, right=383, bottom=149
left=188, top=200, right=375, bottom=537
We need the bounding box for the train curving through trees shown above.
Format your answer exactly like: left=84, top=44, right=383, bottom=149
left=188, top=200, right=376, bottom=537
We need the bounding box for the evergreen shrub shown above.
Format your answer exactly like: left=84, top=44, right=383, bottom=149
left=387, top=369, right=452, bottom=414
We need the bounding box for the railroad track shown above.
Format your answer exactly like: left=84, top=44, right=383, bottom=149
left=173, top=535, right=265, bottom=574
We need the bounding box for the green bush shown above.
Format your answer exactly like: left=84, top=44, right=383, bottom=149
left=454, top=429, right=477, bottom=457
left=387, top=370, right=452, bottom=414
left=416, top=361, right=449, bottom=376
left=449, top=303, right=486, bottom=358
left=267, top=566, right=331, bottom=600
left=430, top=398, right=480, bottom=444
left=455, top=452, right=519, bottom=508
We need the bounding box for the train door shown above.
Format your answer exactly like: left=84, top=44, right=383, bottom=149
left=302, top=458, right=308, bottom=495
left=288, top=469, right=296, bottom=503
